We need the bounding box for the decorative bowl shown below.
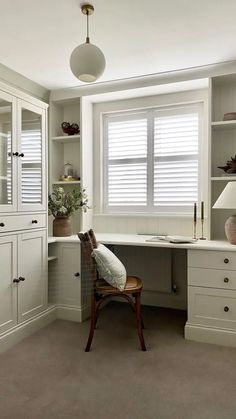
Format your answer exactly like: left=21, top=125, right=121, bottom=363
left=223, top=112, right=236, bottom=121
left=61, top=122, right=80, bottom=135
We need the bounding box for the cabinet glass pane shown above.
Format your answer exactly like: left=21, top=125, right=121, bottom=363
left=21, top=108, right=42, bottom=204
left=0, top=98, right=12, bottom=205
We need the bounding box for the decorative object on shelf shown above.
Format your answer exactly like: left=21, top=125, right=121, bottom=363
left=70, top=3, right=106, bottom=83
left=213, top=182, right=236, bottom=244
left=48, top=187, right=89, bottom=236
left=200, top=201, right=206, bottom=240
left=58, top=162, right=80, bottom=182
left=218, top=155, right=236, bottom=174
left=223, top=112, right=236, bottom=121
left=61, top=122, right=80, bottom=135
left=193, top=202, right=197, bottom=239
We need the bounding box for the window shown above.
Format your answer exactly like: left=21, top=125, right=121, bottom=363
left=103, top=104, right=202, bottom=214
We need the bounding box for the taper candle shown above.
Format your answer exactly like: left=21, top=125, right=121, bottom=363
left=194, top=202, right=197, bottom=223
left=201, top=201, right=204, bottom=221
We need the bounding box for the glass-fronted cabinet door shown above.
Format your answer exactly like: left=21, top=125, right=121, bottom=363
left=0, top=91, right=17, bottom=212
left=17, top=100, right=46, bottom=212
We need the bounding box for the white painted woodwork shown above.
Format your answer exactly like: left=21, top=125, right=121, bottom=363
left=0, top=213, right=46, bottom=233
left=0, top=235, right=17, bottom=333
left=188, top=249, right=236, bottom=270
left=17, top=230, right=47, bottom=323
left=188, top=267, right=236, bottom=290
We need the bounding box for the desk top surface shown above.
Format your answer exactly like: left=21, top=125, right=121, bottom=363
left=48, top=233, right=236, bottom=252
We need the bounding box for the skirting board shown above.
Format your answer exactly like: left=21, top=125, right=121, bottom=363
left=0, top=307, right=57, bottom=354
left=185, top=322, right=236, bottom=347
left=56, top=305, right=90, bottom=323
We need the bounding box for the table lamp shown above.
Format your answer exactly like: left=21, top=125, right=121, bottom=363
left=213, top=181, right=236, bottom=244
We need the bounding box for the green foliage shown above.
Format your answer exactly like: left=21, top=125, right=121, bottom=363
left=48, top=187, right=89, bottom=218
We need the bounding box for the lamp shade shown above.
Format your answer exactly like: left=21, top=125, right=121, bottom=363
left=70, top=42, right=106, bottom=83
left=213, top=181, right=236, bottom=209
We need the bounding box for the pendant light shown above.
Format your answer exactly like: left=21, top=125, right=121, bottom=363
left=70, top=3, right=106, bottom=83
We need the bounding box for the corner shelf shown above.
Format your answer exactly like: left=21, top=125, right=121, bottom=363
left=211, top=120, right=236, bottom=130
left=51, top=135, right=80, bottom=143
left=211, top=176, right=236, bottom=181
left=52, top=181, right=81, bottom=185
left=48, top=256, right=57, bottom=262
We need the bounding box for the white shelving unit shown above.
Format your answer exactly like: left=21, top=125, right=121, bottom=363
left=52, top=181, right=81, bottom=185
left=210, top=74, right=236, bottom=239
left=51, top=134, right=80, bottom=143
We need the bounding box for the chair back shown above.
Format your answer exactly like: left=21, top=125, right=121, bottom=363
left=78, top=230, right=98, bottom=285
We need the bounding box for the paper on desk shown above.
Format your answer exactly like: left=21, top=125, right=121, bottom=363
left=146, top=235, right=197, bottom=244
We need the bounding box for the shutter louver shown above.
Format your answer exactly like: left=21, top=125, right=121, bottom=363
left=106, top=115, right=147, bottom=208
left=21, top=128, right=42, bottom=204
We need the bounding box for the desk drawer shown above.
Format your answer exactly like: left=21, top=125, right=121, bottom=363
left=0, top=214, right=46, bottom=233
left=188, top=286, right=236, bottom=330
left=188, top=250, right=236, bottom=270
left=188, top=267, right=236, bottom=290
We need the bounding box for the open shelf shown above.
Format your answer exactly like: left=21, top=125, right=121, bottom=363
left=52, top=181, right=81, bottom=185
left=211, top=176, right=236, bottom=181
left=51, top=135, right=80, bottom=143
left=211, top=120, right=236, bottom=130
left=48, top=256, right=57, bottom=262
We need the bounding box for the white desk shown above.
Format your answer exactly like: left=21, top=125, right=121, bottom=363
left=48, top=234, right=236, bottom=347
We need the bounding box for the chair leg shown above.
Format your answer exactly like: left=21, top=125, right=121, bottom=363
left=135, top=293, right=147, bottom=351
left=85, top=293, right=96, bottom=352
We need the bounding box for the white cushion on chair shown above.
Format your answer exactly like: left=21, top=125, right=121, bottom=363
left=92, top=243, right=127, bottom=291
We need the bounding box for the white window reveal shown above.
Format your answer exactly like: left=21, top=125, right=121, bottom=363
left=103, top=104, right=202, bottom=214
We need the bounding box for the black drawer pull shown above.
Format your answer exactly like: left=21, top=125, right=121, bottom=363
left=224, top=258, right=229, bottom=264
left=224, top=277, right=229, bottom=283
left=32, top=220, right=38, bottom=224
left=12, top=152, right=19, bottom=156
left=224, top=306, right=229, bottom=312
left=18, top=153, right=24, bottom=157
left=0, top=222, right=5, bottom=227
left=13, top=278, right=20, bottom=283
left=19, top=277, right=25, bottom=282
left=74, top=272, right=80, bottom=277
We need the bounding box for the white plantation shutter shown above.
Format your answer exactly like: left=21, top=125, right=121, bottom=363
left=104, top=104, right=202, bottom=213
left=153, top=107, right=200, bottom=211
left=104, top=113, right=148, bottom=209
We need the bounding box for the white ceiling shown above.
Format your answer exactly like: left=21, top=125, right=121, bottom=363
left=1, top=0, right=236, bottom=91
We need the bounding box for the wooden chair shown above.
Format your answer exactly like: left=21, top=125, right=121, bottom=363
left=78, top=229, right=146, bottom=352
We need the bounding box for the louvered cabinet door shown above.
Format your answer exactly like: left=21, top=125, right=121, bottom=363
left=17, top=230, right=47, bottom=323
left=0, top=235, right=17, bottom=333
left=17, top=100, right=46, bottom=212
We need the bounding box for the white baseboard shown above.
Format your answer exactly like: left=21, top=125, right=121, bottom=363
left=185, top=322, right=236, bottom=347
left=56, top=304, right=90, bottom=323
left=0, top=307, right=57, bottom=354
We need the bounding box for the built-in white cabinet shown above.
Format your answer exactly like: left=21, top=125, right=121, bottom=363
left=0, top=230, right=47, bottom=333
left=210, top=74, right=236, bottom=239
left=0, top=92, right=47, bottom=213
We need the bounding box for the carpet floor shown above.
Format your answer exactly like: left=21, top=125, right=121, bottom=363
left=1, top=302, right=236, bottom=419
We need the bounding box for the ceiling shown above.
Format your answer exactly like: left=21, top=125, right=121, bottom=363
left=1, top=0, right=236, bottom=91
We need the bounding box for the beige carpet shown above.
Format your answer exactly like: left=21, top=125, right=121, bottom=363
left=1, top=302, right=236, bottom=419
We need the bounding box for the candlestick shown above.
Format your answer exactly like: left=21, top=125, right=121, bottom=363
left=194, top=202, right=197, bottom=223
left=201, top=201, right=204, bottom=221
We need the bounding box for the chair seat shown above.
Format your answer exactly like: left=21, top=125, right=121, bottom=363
left=96, top=275, right=143, bottom=294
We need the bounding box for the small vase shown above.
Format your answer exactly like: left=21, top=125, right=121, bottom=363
left=53, top=216, right=72, bottom=237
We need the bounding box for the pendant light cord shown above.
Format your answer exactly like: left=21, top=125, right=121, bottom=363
left=86, top=11, right=90, bottom=43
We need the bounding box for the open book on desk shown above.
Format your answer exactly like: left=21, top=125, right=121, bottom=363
left=146, top=235, right=197, bottom=244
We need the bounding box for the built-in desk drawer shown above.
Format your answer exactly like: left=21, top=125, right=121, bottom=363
left=188, top=250, right=236, bottom=270
left=188, top=286, right=236, bottom=330
left=0, top=214, right=46, bottom=233
left=188, top=267, right=236, bottom=290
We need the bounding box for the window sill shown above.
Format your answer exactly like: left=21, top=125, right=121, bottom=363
left=93, top=212, right=201, bottom=218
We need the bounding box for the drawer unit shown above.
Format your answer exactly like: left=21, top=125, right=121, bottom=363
left=0, top=214, right=47, bottom=233
left=188, top=250, right=236, bottom=270
left=188, top=267, right=236, bottom=290
left=188, top=286, right=236, bottom=331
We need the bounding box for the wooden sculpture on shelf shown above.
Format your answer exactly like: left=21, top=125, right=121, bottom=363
left=218, top=155, right=236, bottom=174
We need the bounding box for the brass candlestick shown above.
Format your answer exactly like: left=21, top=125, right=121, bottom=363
left=193, top=220, right=197, bottom=239
left=199, top=218, right=206, bottom=240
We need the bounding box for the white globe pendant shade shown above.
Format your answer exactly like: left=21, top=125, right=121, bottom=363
left=70, top=41, right=106, bottom=82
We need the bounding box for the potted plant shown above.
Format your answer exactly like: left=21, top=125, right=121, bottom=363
left=48, top=187, right=89, bottom=236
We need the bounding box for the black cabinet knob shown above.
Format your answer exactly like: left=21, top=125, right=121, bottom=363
left=0, top=222, right=5, bottom=227
left=13, top=278, right=20, bottom=283
left=18, top=153, right=24, bottom=157
left=224, top=306, right=229, bottom=312
left=12, top=152, right=19, bottom=156
left=224, top=277, right=229, bottom=283
left=74, top=272, right=80, bottom=277
left=224, top=258, right=229, bottom=264
left=32, top=220, right=38, bottom=224
left=19, top=277, right=25, bottom=282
